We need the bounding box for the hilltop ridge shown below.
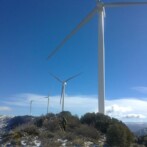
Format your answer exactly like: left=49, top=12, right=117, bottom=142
left=0, top=111, right=138, bottom=147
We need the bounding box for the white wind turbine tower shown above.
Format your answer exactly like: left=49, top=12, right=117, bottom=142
left=48, top=1, right=147, bottom=114
left=44, top=94, right=50, bottom=114
left=30, top=100, right=34, bottom=116
left=50, top=73, right=81, bottom=112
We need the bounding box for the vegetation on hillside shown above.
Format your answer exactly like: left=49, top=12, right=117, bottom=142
left=136, top=135, right=147, bottom=146
left=81, top=112, right=134, bottom=147
left=1, top=111, right=135, bottom=146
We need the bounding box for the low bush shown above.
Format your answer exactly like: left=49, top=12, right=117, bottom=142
left=34, top=116, right=45, bottom=127
left=72, top=137, right=84, bottom=146
left=63, top=132, right=76, bottom=141
left=39, top=131, right=55, bottom=139
left=12, top=131, right=22, bottom=139
left=41, top=138, right=61, bottom=147
left=75, top=124, right=100, bottom=140
left=43, top=117, right=59, bottom=132
left=22, top=124, right=39, bottom=136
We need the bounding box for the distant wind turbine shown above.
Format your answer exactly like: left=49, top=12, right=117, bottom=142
left=50, top=73, right=81, bottom=112
left=44, top=94, right=50, bottom=114
left=48, top=1, right=147, bottom=114
left=30, top=100, right=34, bottom=116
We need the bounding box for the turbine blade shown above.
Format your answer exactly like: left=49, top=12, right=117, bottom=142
left=60, top=85, right=64, bottom=104
left=49, top=73, right=62, bottom=83
left=47, top=7, right=97, bottom=59
left=66, top=72, right=82, bottom=82
left=104, top=2, right=147, bottom=7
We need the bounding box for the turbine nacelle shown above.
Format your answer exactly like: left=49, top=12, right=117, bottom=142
left=30, top=100, right=34, bottom=103
left=96, top=1, right=104, bottom=8
left=63, top=81, right=67, bottom=86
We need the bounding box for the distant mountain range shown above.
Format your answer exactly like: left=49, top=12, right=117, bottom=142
left=0, top=115, right=12, bottom=130
left=125, top=122, right=147, bottom=136
left=0, top=115, right=35, bottom=145
left=0, top=115, right=13, bottom=141
left=0, top=115, right=35, bottom=132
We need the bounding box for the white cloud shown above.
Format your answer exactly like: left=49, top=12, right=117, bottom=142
left=1, top=93, right=147, bottom=121
left=106, top=104, right=132, bottom=113
left=122, top=114, right=146, bottom=119
left=2, top=93, right=98, bottom=116
left=2, top=93, right=47, bottom=107
left=132, top=86, right=147, bottom=94
left=106, top=98, right=147, bottom=121
left=0, top=106, right=11, bottom=111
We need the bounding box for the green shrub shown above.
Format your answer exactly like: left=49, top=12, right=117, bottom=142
left=81, top=112, right=112, bottom=133
left=67, top=116, right=80, bottom=130
left=81, top=112, right=96, bottom=126
left=41, top=138, right=61, bottom=147
left=11, top=139, right=21, bottom=145
left=22, top=124, right=39, bottom=135
left=43, top=117, right=59, bottom=132
left=34, top=116, right=45, bottom=127
left=95, top=113, right=111, bottom=133
left=63, top=132, right=76, bottom=141
left=72, top=137, right=84, bottom=146
left=12, top=131, right=22, bottom=139
left=39, top=131, right=55, bottom=139
left=75, top=124, right=99, bottom=140
left=106, top=123, right=133, bottom=147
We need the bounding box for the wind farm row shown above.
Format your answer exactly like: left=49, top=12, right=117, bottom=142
left=28, top=1, right=147, bottom=116
left=47, top=0, right=147, bottom=114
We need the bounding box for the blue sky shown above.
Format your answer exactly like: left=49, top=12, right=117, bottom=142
left=0, top=0, right=147, bottom=122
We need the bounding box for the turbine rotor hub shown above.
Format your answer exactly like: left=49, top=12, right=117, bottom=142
left=96, top=1, right=104, bottom=11
left=64, top=82, right=67, bottom=86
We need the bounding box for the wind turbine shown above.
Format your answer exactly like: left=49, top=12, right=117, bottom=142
left=44, top=94, right=50, bottom=114
left=48, top=1, right=147, bottom=114
left=50, top=73, right=81, bottom=112
left=30, top=100, right=34, bottom=116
